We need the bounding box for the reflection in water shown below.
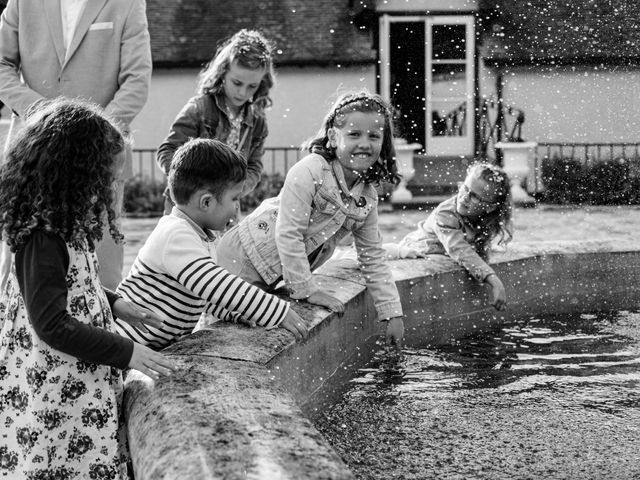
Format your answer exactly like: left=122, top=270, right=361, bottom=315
left=314, top=311, right=640, bottom=480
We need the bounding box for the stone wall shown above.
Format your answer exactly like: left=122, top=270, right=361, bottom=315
left=124, top=240, right=640, bottom=479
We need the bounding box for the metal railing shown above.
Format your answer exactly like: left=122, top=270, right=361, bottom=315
left=130, top=146, right=304, bottom=182
left=531, top=142, right=640, bottom=193
left=535, top=142, right=640, bottom=164
left=478, top=96, right=526, bottom=163
left=433, top=101, right=467, bottom=137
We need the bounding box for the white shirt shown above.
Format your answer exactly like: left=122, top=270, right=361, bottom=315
left=60, top=0, right=88, bottom=54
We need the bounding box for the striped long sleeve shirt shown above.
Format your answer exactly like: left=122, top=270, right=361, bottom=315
left=114, top=209, right=289, bottom=350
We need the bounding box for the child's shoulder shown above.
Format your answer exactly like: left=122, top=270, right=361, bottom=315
left=432, top=196, right=463, bottom=228
left=294, top=152, right=331, bottom=173
left=147, top=214, right=194, bottom=243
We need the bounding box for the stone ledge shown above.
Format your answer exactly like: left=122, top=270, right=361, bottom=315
left=124, top=241, right=640, bottom=479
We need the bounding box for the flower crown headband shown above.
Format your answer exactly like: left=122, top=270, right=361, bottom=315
left=232, top=33, right=272, bottom=64
left=329, top=94, right=391, bottom=125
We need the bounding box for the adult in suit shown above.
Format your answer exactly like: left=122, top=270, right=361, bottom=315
left=0, top=0, right=152, bottom=291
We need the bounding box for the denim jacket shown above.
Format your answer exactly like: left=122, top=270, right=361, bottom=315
left=156, top=92, right=267, bottom=192
left=237, top=153, right=403, bottom=320
left=398, top=195, right=496, bottom=282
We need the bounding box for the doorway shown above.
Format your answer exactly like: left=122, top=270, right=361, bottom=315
left=380, top=14, right=475, bottom=157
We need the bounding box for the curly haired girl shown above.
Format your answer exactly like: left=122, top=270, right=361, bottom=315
left=0, top=98, right=175, bottom=479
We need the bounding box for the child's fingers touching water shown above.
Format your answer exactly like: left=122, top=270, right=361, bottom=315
left=486, top=274, right=507, bottom=311
left=385, top=316, right=405, bottom=355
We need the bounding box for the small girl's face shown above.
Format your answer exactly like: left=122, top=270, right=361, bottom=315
left=222, top=59, right=266, bottom=112
left=330, top=111, right=384, bottom=179
left=456, top=174, right=500, bottom=218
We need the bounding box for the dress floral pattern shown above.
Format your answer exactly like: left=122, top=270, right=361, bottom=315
left=0, top=240, right=130, bottom=479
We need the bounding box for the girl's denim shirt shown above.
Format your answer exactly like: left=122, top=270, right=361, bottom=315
left=399, top=195, right=495, bottom=282
left=238, top=153, right=403, bottom=320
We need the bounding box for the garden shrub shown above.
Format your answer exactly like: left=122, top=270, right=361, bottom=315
left=123, top=175, right=166, bottom=216
left=540, top=156, right=640, bottom=205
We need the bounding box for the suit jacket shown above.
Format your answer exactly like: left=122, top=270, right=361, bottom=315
left=0, top=0, right=151, bottom=129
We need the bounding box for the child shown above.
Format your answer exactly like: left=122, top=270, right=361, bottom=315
left=217, top=90, right=406, bottom=350
left=0, top=99, right=175, bottom=479
left=384, top=162, right=513, bottom=311
left=114, top=138, right=308, bottom=351
left=156, top=29, right=276, bottom=213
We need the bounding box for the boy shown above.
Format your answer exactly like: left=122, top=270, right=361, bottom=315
left=114, top=138, right=308, bottom=350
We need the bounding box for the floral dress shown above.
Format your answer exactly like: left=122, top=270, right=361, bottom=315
left=0, top=241, right=130, bottom=479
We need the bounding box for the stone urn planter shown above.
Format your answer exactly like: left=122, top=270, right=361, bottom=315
left=495, top=141, right=538, bottom=205
left=391, top=138, right=422, bottom=203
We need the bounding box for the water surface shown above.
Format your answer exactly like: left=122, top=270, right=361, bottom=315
left=314, top=310, right=640, bottom=480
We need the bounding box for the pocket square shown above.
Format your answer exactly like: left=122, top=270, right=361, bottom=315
left=89, top=22, right=113, bottom=31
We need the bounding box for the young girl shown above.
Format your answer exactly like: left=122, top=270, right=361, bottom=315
left=157, top=29, right=276, bottom=213
left=0, top=99, right=175, bottom=479
left=384, top=162, right=513, bottom=311
left=217, top=91, right=405, bottom=349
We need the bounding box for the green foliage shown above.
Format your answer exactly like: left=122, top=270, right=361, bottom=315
left=123, top=175, right=166, bottom=216
left=540, top=156, right=640, bottom=205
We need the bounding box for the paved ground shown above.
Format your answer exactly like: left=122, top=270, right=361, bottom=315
left=121, top=204, right=640, bottom=275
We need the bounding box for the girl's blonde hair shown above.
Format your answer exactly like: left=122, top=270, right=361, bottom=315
left=197, top=29, right=275, bottom=113
left=466, top=162, right=513, bottom=257
left=304, top=90, right=400, bottom=185
left=0, top=98, right=124, bottom=252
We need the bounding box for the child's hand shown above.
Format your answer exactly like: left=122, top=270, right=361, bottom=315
left=399, top=246, right=425, bottom=259
left=128, top=344, right=177, bottom=381
left=306, top=291, right=345, bottom=314
left=385, top=316, right=405, bottom=354
left=485, top=274, right=507, bottom=311
left=113, top=298, right=165, bottom=333
left=279, top=308, right=309, bottom=340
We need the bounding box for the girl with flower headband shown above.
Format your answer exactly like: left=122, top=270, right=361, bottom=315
left=217, top=90, right=406, bottom=351
left=157, top=29, right=276, bottom=213
left=384, top=162, right=513, bottom=310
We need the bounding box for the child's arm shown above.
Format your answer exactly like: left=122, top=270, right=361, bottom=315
left=109, top=294, right=171, bottom=333
left=275, top=157, right=344, bottom=313
left=15, top=231, right=175, bottom=377
left=156, top=97, right=202, bottom=174
left=243, top=119, right=268, bottom=194
left=431, top=212, right=506, bottom=310
left=161, top=227, right=292, bottom=329
left=431, top=212, right=496, bottom=282
left=381, top=242, right=424, bottom=260
left=351, top=202, right=404, bottom=321
left=350, top=202, right=405, bottom=350
left=485, top=273, right=507, bottom=310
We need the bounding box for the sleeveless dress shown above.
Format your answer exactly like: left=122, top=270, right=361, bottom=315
left=0, top=240, right=130, bottom=479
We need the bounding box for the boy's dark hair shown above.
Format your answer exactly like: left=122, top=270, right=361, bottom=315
left=0, top=97, right=124, bottom=252
left=169, top=138, right=247, bottom=204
